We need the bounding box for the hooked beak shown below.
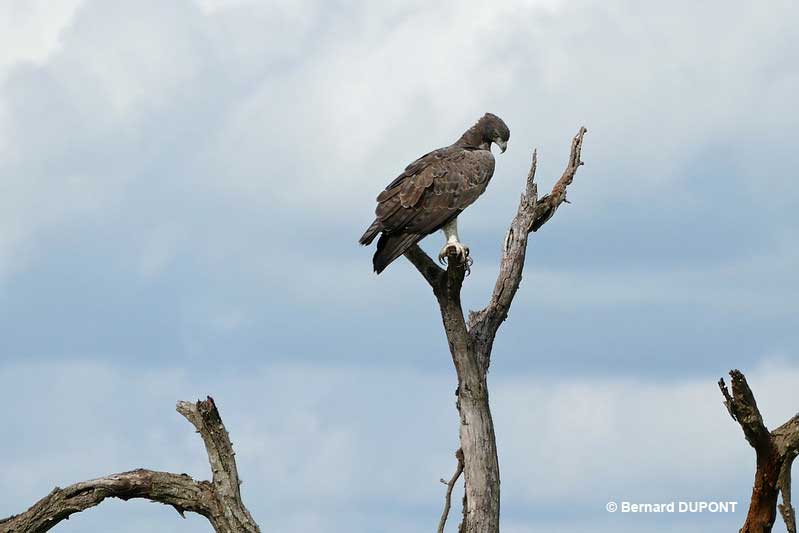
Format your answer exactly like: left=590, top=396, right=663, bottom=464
left=495, top=139, right=507, bottom=153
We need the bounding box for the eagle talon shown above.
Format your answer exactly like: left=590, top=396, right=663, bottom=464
left=438, top=242, right=471, bottom=267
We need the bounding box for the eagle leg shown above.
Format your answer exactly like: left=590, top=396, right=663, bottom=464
left=438, top=217, right=472, bottom=271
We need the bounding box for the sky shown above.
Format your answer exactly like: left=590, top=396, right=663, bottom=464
left=0, top=0, right=797, bottom=531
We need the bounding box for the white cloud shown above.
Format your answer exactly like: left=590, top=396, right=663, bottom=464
left=0, top=0, right=83, bottom=73
left=1, top=0, right=797, bottom=279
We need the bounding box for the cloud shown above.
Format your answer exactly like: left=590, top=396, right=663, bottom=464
left=0, top=0, right=793, bottom=318
left=1, top=359, right=795, bottom=532
left=0, top=0, right=83, bottom=74
left=2, top=0, right=797, bottom=273
left=0, top=0, right=796, bottom=371
left=1, top=2, right=798, bottom=531
left=0, top=2, right=792, bottom=256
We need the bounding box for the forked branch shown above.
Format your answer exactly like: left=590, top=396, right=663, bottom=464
left=403, top=127, right=588, bottom=533
left=719, top=369, right=799, bottom=533
left=468, top=127, right=587, bottom=368
left=0, top=397, right=259, bottom=533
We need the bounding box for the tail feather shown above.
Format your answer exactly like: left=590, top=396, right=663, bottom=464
left=359, top=219, right=382, bottom=245
left=373, top=232, right=424, bottom=274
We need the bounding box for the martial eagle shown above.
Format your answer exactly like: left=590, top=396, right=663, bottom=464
left=359, top=113, right=510, bottom=274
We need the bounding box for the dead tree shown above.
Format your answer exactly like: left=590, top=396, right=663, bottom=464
left=0, top=397, right=259, bottom=533
left=407, top=127, right=588, bottom=533
left=719, top=369, right=799, bottom=533
left=2, top=127, right=588, bottom=533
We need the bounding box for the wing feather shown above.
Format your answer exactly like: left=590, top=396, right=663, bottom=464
left=376, top=147, right=494, bottom=234
left=364, top=145, right=495, bottom=273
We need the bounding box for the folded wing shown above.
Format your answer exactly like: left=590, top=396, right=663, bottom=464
left=360, top=146, right=495, bottom=273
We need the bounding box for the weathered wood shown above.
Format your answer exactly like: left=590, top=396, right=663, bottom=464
left=778, top=454, right=797, bottom=533
left=0, top=470, right=214, bottom=533
left=719, top=370, right=799, bottom=533
left=1, top=397, right=260, bottom=533
left=468, top=128, right=586, bottom=370
left=405, top=127, right=588, bottom=533
left=176, top=397, right=259, bottom=532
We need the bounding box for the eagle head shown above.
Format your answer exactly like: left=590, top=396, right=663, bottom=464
left=474, top=113, right=510, bottom=153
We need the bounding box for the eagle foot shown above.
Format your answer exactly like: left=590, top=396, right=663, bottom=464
left=438, top=242, right=472, bottom=271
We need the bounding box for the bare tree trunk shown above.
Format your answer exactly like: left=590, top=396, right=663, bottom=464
left=406, top=127, right=588, bottom=533
left=0, top=397, right=260, bottom=533
left=719, top=370, right=799, bottom=533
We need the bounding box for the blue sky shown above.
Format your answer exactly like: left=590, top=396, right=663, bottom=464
left=1, top=0, right=797, bottom=531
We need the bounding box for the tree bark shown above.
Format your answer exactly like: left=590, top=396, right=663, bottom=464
left=0, top=397, right=259, bottom=533
left=779, top=454, right=797, bottom=533
left=405, top=127, right=588, bottom=533
left=719, top=369, right=799, bottom=533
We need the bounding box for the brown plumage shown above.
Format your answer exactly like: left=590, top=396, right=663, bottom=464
left=360, top=113, right=510, bottom=273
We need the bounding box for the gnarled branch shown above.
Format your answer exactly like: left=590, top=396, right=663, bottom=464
left=719, top=369, right=771, bottom=449
left=177, top=397, right=259, bottom=531
left=404, top=244, right=444, bottom=290
left=719, top=370, right=799, bottom=533
left=0, top=470, right=214, bottom=533
left=1, top=397, right=260, bottom=533
left=468, top=127, right=587, bottom=370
